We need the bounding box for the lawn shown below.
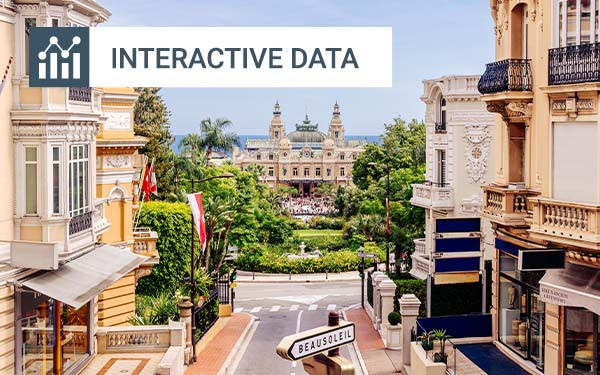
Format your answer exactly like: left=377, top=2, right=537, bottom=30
left=293, top=229, right=343, bottom=239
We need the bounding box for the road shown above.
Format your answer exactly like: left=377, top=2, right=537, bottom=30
left=229, top=280, right=364, bottom=375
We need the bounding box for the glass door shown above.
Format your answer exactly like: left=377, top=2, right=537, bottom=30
left=530, top=293, right=545, bottom=371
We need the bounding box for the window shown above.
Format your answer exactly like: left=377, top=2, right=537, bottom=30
left=274, top=131, right=279, bottom=138
left=25, top=18, right=36, bottom=75
left=269, top=153, right=274, bottom=160
left=327, top=168, right=331, bottom=177
left=283, top=152, right=288, bottom=157
left=25, top=147, right=37, bottom=214
left=293, top=168, right=298, bottom=176
left=334, top=131, right=339, bottom=139
left=52, top=147, right=60, bottom=214
left=436, top=150, right=446, bottom=186
left=304, top=168, right=310, bottom=177
left=304, top=151, right=310, bottom=158
left=327, top=152, right=332, bottom=157
left=268, top=167, right=274, bottom=177
left=51, top=18, right=60, bottom=27
left=340, top=153, right=345, bottom=160
left=564, top=307, right=598, bottom=374
left=69, top=145, right=89, bottom=217
left=340, top=167, right=345, bottom=176
left=553, top=123, right=597, bottom=204
left=315, top=168, right=321, bottom=177
left=556, top=0, right=600, bottom=46
left=283, top=168, right=287, bottom=176
left=256, top=153, right=261, bottom=161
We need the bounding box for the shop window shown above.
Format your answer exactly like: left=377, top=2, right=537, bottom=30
left=565, top=307, right=598, bottom=374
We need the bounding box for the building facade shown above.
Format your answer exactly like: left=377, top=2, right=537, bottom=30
left=233, top=102, right=366, bottom=195
left=0, top=1, right=157, bottom=374
left=409, top=75, right=495, bottom=311
left=480, top=0, right=600, bottom=374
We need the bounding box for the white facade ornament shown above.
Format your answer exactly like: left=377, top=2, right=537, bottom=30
left=104, top=155, right=132, bottom=169
left=463, top=122, right=492, bottom=184
left=104, top=111, right=131, bottom=130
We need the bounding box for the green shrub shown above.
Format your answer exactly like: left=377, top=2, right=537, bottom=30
left=136, top=201, right=192, bottom=296
left=302, top=235, right=345, bottom=252
left=388, top=311, right=401, bottom=326
left=289, top=218, right=307, bottom=230
left=307, top=216, right=344, bottom=230
left=236, top=250, right=360, bottom=273
left=130, top=292, right=179, bottom=325
left=393, top=278, right=427, bottom=316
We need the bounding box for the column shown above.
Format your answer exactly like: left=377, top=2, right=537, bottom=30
left=178, top=297, right=193, bottom=364
left=373, top=272, right=386, bottom=330
left=400, top=294, right=421, bottom=367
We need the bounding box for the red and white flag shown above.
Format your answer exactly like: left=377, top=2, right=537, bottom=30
left=149, top=160, right=158, bottom=196
left=187, top=192, right=207, bottom=251
left=141, top=164, right=151, bottom=202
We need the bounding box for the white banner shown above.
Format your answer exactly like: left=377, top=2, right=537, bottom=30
left=89, top=27, right=392, bottom=87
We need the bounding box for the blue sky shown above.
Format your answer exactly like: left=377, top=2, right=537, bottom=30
left=100, top=0, right=495, bottom=136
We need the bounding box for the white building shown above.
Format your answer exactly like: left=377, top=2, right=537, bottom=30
left=410, top=75, right=495, bottom=286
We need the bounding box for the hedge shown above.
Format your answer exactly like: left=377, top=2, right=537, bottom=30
left=393, top=278, right=427, bottom=316
left=136, top=201, right=192, bottom=296
left=236, top=250, right=360, bottom=273
left=307, top=216, right=344, bottom=230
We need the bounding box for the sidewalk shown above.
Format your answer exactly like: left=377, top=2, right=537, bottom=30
left=185, top=313, right=253, bottom=375
left=346, top=308, right=403, bottom=375
left=237, top=270, right=360, bottom=283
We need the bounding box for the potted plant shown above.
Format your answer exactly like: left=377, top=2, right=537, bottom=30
left=432, top=328, right=450, bottom=363
left=418, top=330, right=434, bottom=350
left=385, top=311, right=402, bottom=350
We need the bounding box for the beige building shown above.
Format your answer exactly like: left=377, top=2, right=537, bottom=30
left=410, top=75, right=495, bottom=292
left=480, top=0, right=600, bottom=374
left=0, top=1, right=159, bottom=374
left=233, top=102, right=366, bottom=195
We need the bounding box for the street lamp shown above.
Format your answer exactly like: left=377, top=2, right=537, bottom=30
left=188, top=172, right=235, bottom=363
left=367, top=161, right=391, bottom=274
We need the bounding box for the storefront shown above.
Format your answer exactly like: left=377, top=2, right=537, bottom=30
left=14, top=245, right=147, bottom=375
left=495, top=238, right=546, bottom=371
left=540, top=262, right=600, bottom=375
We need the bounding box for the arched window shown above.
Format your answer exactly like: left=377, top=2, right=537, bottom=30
left=435, top=95, right=447, bottom=133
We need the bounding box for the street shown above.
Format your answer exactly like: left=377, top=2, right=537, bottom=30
left=229, top=280, right=364, bottom=375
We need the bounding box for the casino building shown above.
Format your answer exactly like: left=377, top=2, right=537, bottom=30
left=233, top=102, right=367, bottom=196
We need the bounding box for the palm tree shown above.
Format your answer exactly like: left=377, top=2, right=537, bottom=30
left=201, top=196, right=236, bottom=272
left=245, top=164, right=265, bottom=180
left=314, top=182, right=337, bottom=199
left=199, top=117, right=240, bottom=167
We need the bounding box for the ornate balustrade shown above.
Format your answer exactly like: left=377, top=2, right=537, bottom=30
left=529, top=197, right=600, bottom=248
left=96, top=325, right=171, bottom=353
left=478, top=59, right=532, bottom=94
left=481, top=185, right=539, bottom=226
left=68, top=87, right=92, bottom=102
left=133, top=227, right=159, bottom=258
left=413, top=238, right=426, bottom=256
left=410, top=253, right=431, bottom=280
left=69, top=211, right=93, bottom=236
left=549, top=43, right=600, bottom=85
left=93, top=199, right=110, bottom=235
left=410, top=182, right=453, bottom=210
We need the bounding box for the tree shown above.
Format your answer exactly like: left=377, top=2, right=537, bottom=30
left=314, top=182, right=337, bottom=199
left=198, top=117, right=240, bottom=167
left=134, top=88, right=175, bottom=198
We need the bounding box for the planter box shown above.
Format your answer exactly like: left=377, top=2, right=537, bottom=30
left=410, top=342, right=446, bottom=375
left=385, top=324, right=402, bottom=350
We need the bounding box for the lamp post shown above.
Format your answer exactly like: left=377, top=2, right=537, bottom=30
left=368, top=161, right=391, bottom=274
left=188, top=172, right=235, bottom=363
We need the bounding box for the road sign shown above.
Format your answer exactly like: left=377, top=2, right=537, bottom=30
left=277, top=321, right=355, bottom=361
left=230, top=282, right=238, bottom=289
left=357, top=251, right=376, bottom=258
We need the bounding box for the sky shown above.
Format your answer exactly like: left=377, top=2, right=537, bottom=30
left=100, top=0, right=495, bottom=136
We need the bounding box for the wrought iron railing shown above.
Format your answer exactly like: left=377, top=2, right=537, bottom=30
left=478, top=59, right=532, bottom=94
left=434, top=122, right=446, bottom=134
left=217, top=275, right=230, bottom=304
left=367, top=271, right=374, bottom=307
left=69, top=211, right=93, bottom=235
left=68, top=87, right=92, bottom=102
left=194, top=288, right=219, bottom=342
left=549, top=43, right=600, bottom=85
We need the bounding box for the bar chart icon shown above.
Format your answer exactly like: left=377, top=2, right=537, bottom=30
left=29, top=27, right=89, bottom=87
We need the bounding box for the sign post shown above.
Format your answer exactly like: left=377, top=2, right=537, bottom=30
left=277, top=311, right=355, bottom=375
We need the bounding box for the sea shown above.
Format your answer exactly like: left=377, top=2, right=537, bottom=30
left=172, top=134, right=381, bottom=154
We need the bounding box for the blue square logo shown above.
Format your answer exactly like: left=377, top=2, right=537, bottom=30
left=29, top=27, right=89, bottom=87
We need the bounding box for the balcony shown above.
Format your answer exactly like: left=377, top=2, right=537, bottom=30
left=434, top=122, right=446, bottom=134
left=93, top=199, right=110, bottom=235
left=481, top=185, right=540, bottom=227
left=548, top=43, right=600, bottom=85
left=414, top=238, right=427, bottom=257
left=410, top=252, right=431, bottom=280
left=133, top=228, right=160, bottom=261
left=529, top=197, right=600, bottom=249
left=69, top=87, right=92, bottom=102
left=478, top=59, right=532, bottom=95
left=410, top=182, right=453, bottom=211
left=69, top=211, right=93, bottom=236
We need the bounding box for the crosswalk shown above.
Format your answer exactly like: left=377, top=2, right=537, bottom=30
left=234, top=303, right=338, bottom=314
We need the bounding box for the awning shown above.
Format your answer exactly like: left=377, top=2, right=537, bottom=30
left=539, top=262, right=600, bottom=315
left=22, top=245, right=148, bottom=309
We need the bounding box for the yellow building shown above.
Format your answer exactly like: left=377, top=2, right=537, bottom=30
left=480, top=1, right=600, bottom=374
left=233, top=102, right=366, bottom=195
left=0, top=1, right=158, bottom=374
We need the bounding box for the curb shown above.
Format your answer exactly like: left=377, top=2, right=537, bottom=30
left=217, top=313, right=257, bottom=375
left=342, top=305, right=369, bottom=375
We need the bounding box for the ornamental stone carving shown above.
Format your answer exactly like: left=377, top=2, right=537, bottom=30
left=463, top=122, right=492, bottom=184
left=104, top=111, right=131, bottom=130
left=104, top=155, right=132, bottom=169
left=13, top=122, right=98, bottom=140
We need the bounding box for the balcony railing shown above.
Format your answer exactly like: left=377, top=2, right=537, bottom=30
left=478, top=59, right=532, bottom=94
left=529, top=197, right=600, bottom=247
left=413, top=238, right=426, bottom=256
left=482, top=185, right=540, bottom=226
left=410, top=182, right=453, bottom=210
left=69, top=211, right=93, bottom=235
left=549, top=43, right=600, bottom=85
left=133, top=228, right=159, bottom=258
left=68, top=87, right=92, bottom=102
left=410, top=253, right=431, bottom=279
left=434, top=122, right=446, bottom=134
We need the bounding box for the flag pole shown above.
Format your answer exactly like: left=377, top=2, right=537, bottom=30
left=190, top=178, right=197, bottom=363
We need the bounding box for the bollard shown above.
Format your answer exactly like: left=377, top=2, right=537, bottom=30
left=328, top=311, right=340, bottom=357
